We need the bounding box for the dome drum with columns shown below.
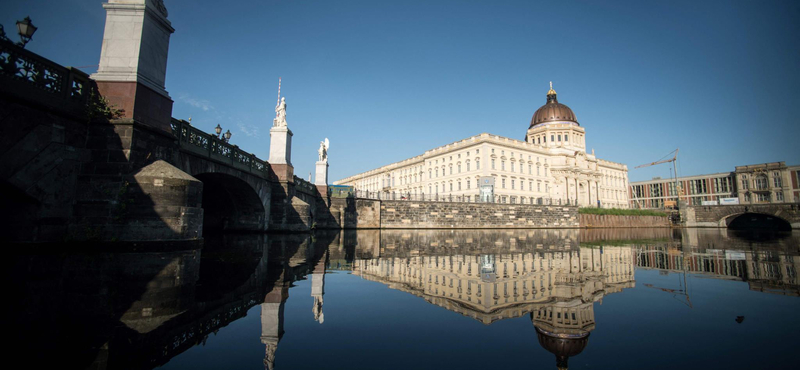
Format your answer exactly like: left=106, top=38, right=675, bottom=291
left=335, top=82, right=629, bottom=208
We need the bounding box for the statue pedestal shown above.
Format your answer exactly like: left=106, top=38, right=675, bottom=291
left=315, top=161, right=328, bottom=186
left=269, top=126, right=292, bottom=165
left=315, top=161, right=329, bottom=197
left=269, top=126, right=293, bottom=182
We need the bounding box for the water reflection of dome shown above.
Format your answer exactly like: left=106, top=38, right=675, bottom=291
left=534, top=325, right=590, bottom=370
left=531, top=302, right=595, bottom=370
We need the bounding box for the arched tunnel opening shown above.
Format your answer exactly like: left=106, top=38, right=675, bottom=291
left=727, top=213, right=791, bottom=232
left=194, top=173, right=266, bottom=233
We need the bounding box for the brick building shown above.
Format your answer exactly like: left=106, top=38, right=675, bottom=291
left=629, top=162, right=800, bottom=208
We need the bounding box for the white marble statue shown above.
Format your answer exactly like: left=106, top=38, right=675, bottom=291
left=318, top=138, right=330, bottom=162
left=274, top=97, right=287, bottom=127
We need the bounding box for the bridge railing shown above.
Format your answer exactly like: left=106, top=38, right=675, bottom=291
left=0, top=38, right=94, bottom=117
left=351, top=189, right=563, bottom=205
left=293, top=175, right=318, bottom=194
left=170, top=118, right=270, bottom=179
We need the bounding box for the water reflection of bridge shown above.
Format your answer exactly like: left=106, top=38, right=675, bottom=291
left=10, top=231, right=335, bottom=370
left=635, top=228, right=800, bottom=296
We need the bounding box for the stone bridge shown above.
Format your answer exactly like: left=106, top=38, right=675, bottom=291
left=0, top=37, right=333, bottom=242
left=683, top=204, right=800, bottom=230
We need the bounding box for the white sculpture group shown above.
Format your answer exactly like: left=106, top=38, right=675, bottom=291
left=318, top=138, right=330, bottom=162
left=273, top=97, right=287, bottom=127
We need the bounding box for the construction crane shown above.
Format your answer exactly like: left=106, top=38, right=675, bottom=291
left=634, top=149, right=681, bottom=209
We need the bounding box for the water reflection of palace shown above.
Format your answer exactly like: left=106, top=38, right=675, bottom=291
left=352, top=230, right=637, bottom=369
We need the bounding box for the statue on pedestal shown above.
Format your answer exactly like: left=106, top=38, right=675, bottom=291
left=273, top=97, right=287, bottom=127
left=318, top=138, right=330, bottom=162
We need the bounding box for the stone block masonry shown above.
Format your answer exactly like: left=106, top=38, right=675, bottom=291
left=379, top=201, right=578, bottom=229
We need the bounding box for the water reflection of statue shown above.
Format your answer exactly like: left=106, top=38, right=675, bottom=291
left=261, top=285, right=288, bottom=370
left=274, top=97, right=287, bottom=127
left=311, top=250, right=327, bottom=323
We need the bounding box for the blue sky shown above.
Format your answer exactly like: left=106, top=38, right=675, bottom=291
left=3, top=0, right=798, bottom=182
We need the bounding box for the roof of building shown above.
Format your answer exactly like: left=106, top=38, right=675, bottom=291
left=530, top=83, right=579, bottom=128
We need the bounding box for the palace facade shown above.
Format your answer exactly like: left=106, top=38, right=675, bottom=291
left=334, top=84, right=630, bottom=208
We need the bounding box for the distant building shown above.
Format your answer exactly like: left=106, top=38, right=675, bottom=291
left=335, top=84, right=630, bottom=208
left=629, top=161, right=800, bottom=208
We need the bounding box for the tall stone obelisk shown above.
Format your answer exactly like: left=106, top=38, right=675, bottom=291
left=91, top=0, right=175, bottom=133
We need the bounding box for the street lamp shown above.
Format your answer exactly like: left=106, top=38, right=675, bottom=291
left=212, top=124, right=232, bottom=143
left=16, top=16, right=37, bottom=48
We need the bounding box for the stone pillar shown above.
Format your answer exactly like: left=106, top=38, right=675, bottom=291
left=269, top=126, right=294, bottom=182
left=315, top=160, right=329, bottom=196
left=91, top=0, right=175, bottom=133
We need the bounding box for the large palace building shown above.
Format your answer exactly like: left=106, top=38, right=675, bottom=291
left=334, top=84, right=630, bottom=208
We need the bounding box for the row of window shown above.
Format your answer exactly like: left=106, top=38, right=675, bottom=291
left=632, top=176, right=733, bottom=197
left=529, top=131, right=585, bottom=146
left=491, top=159, right=548, bottom=177
left=743, top=191, right=785, bottom=203
left=741, top=172, right=783, bottom=191
left=425, top=178, right=552, bottom=193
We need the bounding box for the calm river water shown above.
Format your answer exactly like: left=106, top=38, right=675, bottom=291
left=10, top=228, right=800, bottom=369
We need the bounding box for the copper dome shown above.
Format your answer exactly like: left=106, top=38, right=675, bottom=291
left=529, top=84, right=579, bottom=128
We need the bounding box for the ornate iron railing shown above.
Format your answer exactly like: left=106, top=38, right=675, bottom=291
left=293, top=175, right=318, bottom=194
left=170, top=118, right=270, bottom=179
left=0, top=38, right=93, bottom=113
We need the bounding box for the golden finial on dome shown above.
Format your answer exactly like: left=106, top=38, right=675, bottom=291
left=547, top=81, right=557, bottom=95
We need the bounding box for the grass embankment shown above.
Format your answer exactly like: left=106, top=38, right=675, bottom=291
left=578, top=207, right=667, bottom=217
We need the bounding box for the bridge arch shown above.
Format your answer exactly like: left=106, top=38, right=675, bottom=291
left=722, top=212, right=792, bottom=231
left=194, top=172, right=267, bottom=232
left=0, top=181, right=40, bottom=241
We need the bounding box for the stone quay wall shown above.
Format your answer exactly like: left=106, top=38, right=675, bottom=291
left=379, top=201, right=579, bottom=229
left=579, top=214, right=670, bottom=228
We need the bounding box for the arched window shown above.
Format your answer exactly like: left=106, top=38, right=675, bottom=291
left=755, top=175, right=768, bottom=190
